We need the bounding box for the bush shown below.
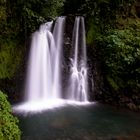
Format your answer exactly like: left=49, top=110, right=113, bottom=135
left=98, top=28, right=140, bottom=91
left=95, top=20, right=140, bottom=108
left=0, top=91, right=21, bottom=140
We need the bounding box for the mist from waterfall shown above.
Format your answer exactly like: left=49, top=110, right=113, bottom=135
left=13, top=16, right=89, bottom=113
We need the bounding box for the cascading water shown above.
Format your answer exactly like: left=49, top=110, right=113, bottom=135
left=13, top=17, right=90, bottom=113
left=52, top=17, right=65, bottom=99
left=25, top=17, right=66, bottom=101
left=68, top=17, right=88, bottom=102
left=25, top=21, right=55, bottom=102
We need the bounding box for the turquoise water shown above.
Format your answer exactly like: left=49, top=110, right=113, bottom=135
left=17, top=103, right=140, bottom=140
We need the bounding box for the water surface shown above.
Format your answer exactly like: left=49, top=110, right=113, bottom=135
left=17, top=103, right=140, bottom=140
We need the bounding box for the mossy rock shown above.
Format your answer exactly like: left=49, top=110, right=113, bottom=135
left=0, top=91, right=21, bottom=140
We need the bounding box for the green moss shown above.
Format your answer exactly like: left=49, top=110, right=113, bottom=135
left=106, top=76, right=119, bottom=91
left=0, top=39, right=22, bottom=79
left=86, top=18, right=100, bottom=45
left=0, top=91, right=21, bottom=140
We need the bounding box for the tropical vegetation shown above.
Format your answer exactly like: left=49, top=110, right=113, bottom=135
left=0, top=2, right=140, bottom=133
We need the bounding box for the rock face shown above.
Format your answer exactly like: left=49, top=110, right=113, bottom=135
left=136, top=1, right=140, bottom=17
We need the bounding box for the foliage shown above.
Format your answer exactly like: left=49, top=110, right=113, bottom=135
left=0, top=0, right=65, bottom=80
left=79, top=0, right=136, bottom=17
left=0, top=91, right=21, bottom=140
left=82, top=0, right=136, bottom=45
left=0, top=38, right=23, bottom=79
left=86, top=18, right=101, bottom=45
left=82, top=0, right=139, bottom=108
left=0, top=0, right=65, bottom=36
left=3, top=0, right=45, bottom=35
left=95, top=20, right=140, bottom=106
left=41, top=0, right=65, bottom=19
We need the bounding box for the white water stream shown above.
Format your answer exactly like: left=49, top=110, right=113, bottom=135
left=13, top=17, right=90, bottom=113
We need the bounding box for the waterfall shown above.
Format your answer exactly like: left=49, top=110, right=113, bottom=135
left=25, top=21, right=55, bottom=102
left=25, top=17, right=65, bottom=102
left=68, top=17, right=88, bottom=101
left=13, top=17, right=89, bottom=113
left=52, top=17, right=65, bottom=99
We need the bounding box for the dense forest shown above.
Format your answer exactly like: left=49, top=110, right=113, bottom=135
left=0, top=0, right=140, bottom=139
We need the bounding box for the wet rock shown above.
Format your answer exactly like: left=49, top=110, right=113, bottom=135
left=127, top=103, right=137, bottom=110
